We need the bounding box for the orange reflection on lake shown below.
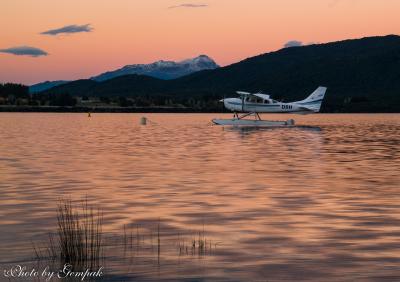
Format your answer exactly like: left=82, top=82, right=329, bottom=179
left=0, top=113, right=399, bottom=281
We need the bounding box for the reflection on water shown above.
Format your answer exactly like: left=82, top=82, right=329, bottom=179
left=0, top=113, right=399, bottom=281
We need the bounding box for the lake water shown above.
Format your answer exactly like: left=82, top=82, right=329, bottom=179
left=0, top=113, right=400, bottom=281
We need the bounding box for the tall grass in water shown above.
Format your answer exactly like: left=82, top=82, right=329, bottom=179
left=56, top=199, right=103, bottom=269
left=34, top=201, right=219, bottom=270
left=177, top=226, right=217, bottom=256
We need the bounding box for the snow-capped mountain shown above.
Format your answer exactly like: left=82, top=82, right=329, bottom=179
left=29, top=55, right=219, bottom=93
left=92, top=55, right=219, bottom=81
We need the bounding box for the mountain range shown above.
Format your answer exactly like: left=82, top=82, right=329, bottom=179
left=38, top=35, right=400, bottom=112
left=91, top=55, right=219, bottom=81
left=29, top=55, right=219, bottom=93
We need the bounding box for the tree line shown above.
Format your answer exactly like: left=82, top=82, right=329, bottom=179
left=0, top=83, right=222, bottom=110
left=0, top=83, right=77, bottom=107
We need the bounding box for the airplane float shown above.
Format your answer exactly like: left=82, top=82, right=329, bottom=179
left=212, top=86, right=327, bottom=126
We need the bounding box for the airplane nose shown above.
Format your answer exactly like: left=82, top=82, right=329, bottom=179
left=222, top=98, right=233, bottom=110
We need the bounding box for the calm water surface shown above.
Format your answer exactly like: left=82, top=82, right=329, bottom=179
left=0, top=113, right=400, bottom=281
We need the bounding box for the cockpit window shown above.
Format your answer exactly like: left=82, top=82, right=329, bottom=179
left=264, top=100, right=270, bottom=104
left=246, top=97, right=266, bottom=103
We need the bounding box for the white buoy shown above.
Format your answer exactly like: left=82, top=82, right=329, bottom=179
left=286, top=119, right=295, bottom=126
left=140, top=116, right=147, bottom=125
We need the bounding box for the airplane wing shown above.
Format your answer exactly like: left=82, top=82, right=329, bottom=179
left=236, top=91, right=270, bottom=100
left=236, top=91, right=251, bottom=95
left=253, top=93, right=270, bottom=100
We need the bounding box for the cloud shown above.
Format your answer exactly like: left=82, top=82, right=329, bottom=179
left=41, top=24, right=93, bottom=36
left=329, top=0, right=341, bottom=7
left=168, top=3, right=208, bottom=9
left=329, top=0, right=359, bottom=8
left=0, top=46, right=48, bottom=57
left=284, top=40, right=303, bottom=48
left=283, top=40, right=320, bottom=48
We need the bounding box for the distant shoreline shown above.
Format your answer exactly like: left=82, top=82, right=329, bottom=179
left=0, top=105, right=223, bottom=113
left=0, top=106, right=399, bottom=113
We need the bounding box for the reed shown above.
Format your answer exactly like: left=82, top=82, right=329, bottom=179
left=177, top=226, right=217, bottom=256
left=157, top=220, right=161, bottom=260
left=56, top=199, right=103, bottom=269
left=33, top=203, right=220, bottom=269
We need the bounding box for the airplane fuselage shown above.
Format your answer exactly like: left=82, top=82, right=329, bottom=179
left=222, top=87, right=327, bottom=114
left=223, top=98, right=305, bottom=113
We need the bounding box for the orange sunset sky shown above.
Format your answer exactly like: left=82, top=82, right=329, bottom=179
left=1, top=0, right=400, bottom=85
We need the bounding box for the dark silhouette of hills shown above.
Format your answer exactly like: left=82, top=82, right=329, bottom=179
left=42, top=35, right=400, bottom=112
left=29, top=80, right=69, bottom=93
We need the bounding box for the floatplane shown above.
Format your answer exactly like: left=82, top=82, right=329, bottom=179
left=212, top=86, right=327, bottom=127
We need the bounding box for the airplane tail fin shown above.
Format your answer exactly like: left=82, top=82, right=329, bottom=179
left=296, top=86, right=327, bottom=113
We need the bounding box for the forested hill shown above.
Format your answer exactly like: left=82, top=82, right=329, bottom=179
left=39, top=35, right=400, bottom=112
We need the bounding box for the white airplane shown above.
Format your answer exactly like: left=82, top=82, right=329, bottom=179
left=212, top=86, right=327, bottom=126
